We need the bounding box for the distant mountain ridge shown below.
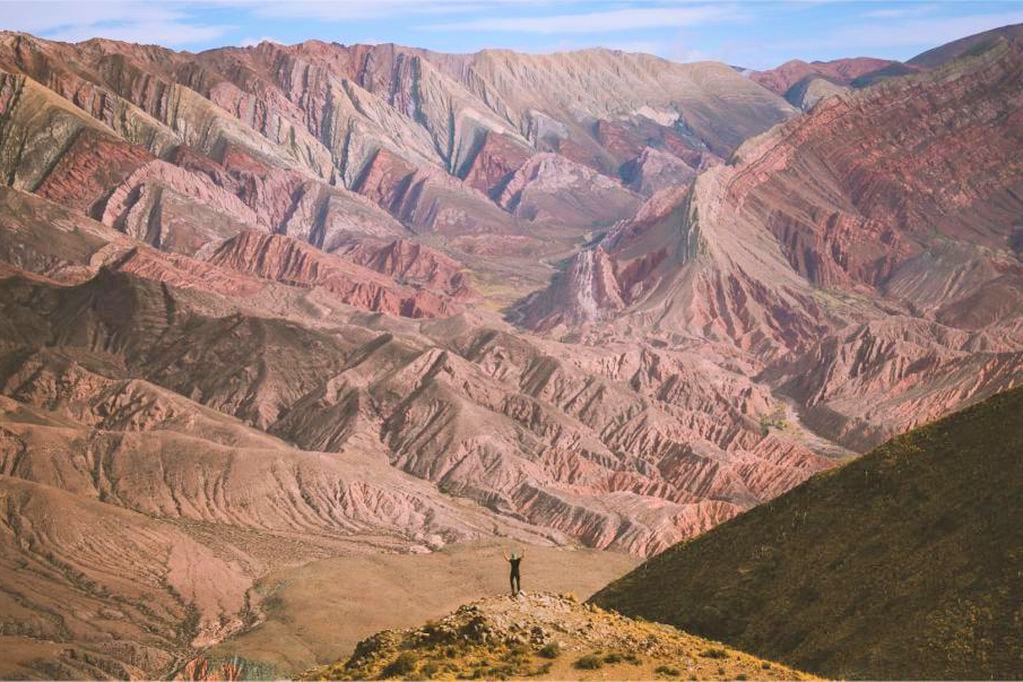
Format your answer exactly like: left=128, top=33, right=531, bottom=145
left=520, top=28, right=1023, bottom=451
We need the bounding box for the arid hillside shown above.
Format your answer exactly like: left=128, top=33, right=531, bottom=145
left=301, top=592, right=813, bottom=681
left=592, top=386, right=1023, bottom=680
left=0, top=22, right=1021, bottom=680
left=521, top=31, right=1023, bottom=451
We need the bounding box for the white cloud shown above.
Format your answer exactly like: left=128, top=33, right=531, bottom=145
left=861, top=4, right=937, bottom=20
left=600, top=39, right=669, bottom=55
left=0, top=1, right=230, bottom=46
left=228, top=0, right=566, bottom=22
left=44, top=21, right=229, bottom=46
left=830, top=10, right=1023, bottom=48
left=239, top=35, right=281, bottom=47
left=0, top=1, right=178, bottom=33
left=420, top=5, right=741, bottom=34
left=678, top=47, right=713, bottom=62
left=531, top=36, right=673, bottom=57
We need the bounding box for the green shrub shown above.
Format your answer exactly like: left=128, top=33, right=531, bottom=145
left=474, top=663, right=515, bottom=680
left=603, top=652, right=623, bottom=664
left=654, top=664, right=681, bottom=676
left=383, top=651, right=419, bottom=677
left=507, top=645, right=530, bottom=659
left=538, top=643, right=561, bottom=659
left=700, top=647, right=728, bottom=659
left=761, top=662, right=772, bottom=670
left=574, top=654, right=604, bottom=670
left=736, top=674, right=748, bottom=680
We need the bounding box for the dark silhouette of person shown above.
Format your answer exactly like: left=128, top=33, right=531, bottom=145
left=503, top=550, right=524, bottom=595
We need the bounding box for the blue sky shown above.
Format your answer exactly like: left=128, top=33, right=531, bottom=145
left=2, top=1, right=1023, bottom=69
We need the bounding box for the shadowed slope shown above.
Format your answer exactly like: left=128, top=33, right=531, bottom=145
left=592, top=386, right=1023, bottom=680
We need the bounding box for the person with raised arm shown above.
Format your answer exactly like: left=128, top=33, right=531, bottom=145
left=502, top=549, right=525, bottom=596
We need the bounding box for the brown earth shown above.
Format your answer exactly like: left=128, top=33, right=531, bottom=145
left=205, top=542, right=638, bottom=677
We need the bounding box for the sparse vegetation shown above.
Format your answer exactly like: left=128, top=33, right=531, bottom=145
left=700, top=647, right=728, bottom=659
left=574, top=654, right=604, bottom=670
left=593, top=387, right=1023, bottom=680
left=537, top=643, right=560, bottom=659
left=655, top=664, right=681, bottom=676
left=382, top=651, right=419, bottom=677
left=300, top=592, right=805, bottom=680
left=758, top=407, right=788, bottom=435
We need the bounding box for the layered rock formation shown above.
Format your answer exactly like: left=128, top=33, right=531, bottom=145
left=1, top=23, right=1022, bottom=680
left=0, top=232, right=834, bottom=677
left=207, top=230, right=460, bottom=318
left=750, top=57, right=900, bottom=96
left=0, top=31, right=794, bottom=277
left=522, top=33, right=1023, bottom=449
left=782, top=76, right=848, bottom=112
left=0, top=267, right=832, bottom=558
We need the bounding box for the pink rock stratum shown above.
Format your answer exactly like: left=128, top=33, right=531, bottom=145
left=0, top=23, right=1021, bottom=679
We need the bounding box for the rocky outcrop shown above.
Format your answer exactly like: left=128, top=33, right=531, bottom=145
left=783, top=76, right=848, bottom=111
left=100, top=159, right=261, bottom=252
left=750, top=56, right=901, bottom=95
left=207, top=230, right=459, bottom=318
left=352, top=147, right=519, bottom=235
left=0, top=186, right=132, bottom=282
left=333, top=237, right=475, bottom=300
left=304, top=592, right=810, bottom=680
left=458, top=130, right=532, bottom=196
left=112, top=245, right=266, bottom=297
left=498, top=154, right=641, bottom=226
left=766, top=318, right=1023, bottom=450
left=33, top=127, right=152, bottom=213
left=620, top=147, right=699, bottom=196
left=0, top=270, right=835, bottom=559
left=521, top=34, right=1023, bottom=448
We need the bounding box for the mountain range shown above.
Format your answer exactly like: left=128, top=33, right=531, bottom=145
left=0, top=21, right=1021, bottom=680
